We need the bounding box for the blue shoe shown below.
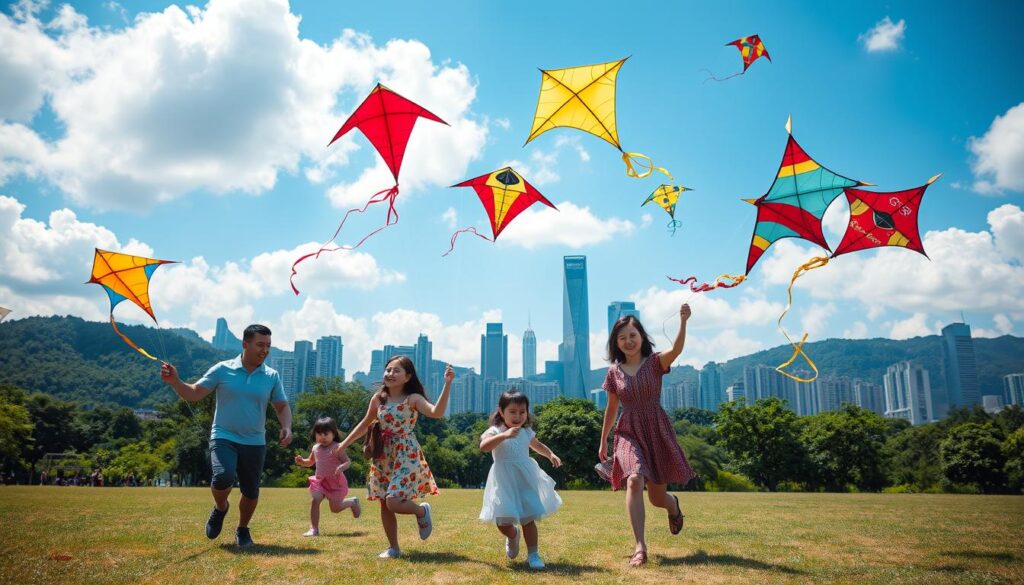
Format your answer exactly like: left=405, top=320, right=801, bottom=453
left=235, top=527, right=254, bottom=547
left=205, top=503, right=228, bottom=539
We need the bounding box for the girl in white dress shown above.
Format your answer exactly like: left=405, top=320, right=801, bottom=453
left=479, top=390, right=562, bottom=569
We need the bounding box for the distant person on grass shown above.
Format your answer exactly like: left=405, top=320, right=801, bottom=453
left=160, top=323, right=292, bottom=547
left=293, top=416, right=361, bottom=536
left=597, top=305, right=696, bottom=567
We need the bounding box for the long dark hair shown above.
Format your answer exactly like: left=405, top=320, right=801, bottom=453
left=489, top=390, right=531, bottom=428
left=606, top=315, right=655, bottom=364
left=376, top=355, right=426, bottom=402
left=311, top=417, right=341, bottom=443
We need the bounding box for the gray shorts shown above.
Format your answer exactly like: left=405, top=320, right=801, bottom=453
left=210, top=438, right=266, bottom=499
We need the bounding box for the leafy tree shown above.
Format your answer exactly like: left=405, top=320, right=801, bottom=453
left=994, top=405, right=1024, bottom=438
left=939, top=422, right=1007, bottom=493
left=884, top=422, right=946, bottom=490
left=801, top=404, right=889, bottom=492
left=108, top=407, right=143, bottom=442
left=672, top=407, right=716, bottom=427
left=0, top=401, right=34, bottom=476
left=1003, top=427, right=1024, bottom=493
left=715, top=398, right=810, bottom=491
left=533, top=398, right=603, bottom=487
left=24, top=393, right=79, bottom=470
left=677, top=434, right=726, bottom=491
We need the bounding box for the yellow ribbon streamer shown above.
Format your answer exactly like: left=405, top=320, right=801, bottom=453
left=110, top=314, right=158, bottom=361
left=774, top=256, right=830, bottom=383
left=622, top=152, right=673, bottom=180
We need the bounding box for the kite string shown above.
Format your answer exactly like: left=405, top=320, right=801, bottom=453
left=442, top=227, right=493, bottom=257
left=622, top=152, right=673, bottom=181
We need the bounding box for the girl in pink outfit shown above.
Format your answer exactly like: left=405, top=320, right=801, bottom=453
left=294, top=417, right=361, bottom=536
left=598, top=304, right=696, bottom=567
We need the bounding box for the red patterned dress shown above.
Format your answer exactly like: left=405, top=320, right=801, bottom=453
left=603, top=352, right=696, bottom=491
left=367, top=398, right=439, bottom=501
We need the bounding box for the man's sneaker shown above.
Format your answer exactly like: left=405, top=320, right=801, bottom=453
left=235, top=527, right=254, bottom=547
left=505, top=526, right=520, bottom=559
left=302, top=528, right=319, bottom=537
left=378, top=548, right=401, bottom=559
left=527, top=551, right=545, bottom=570
left=205, top=503, right=228, bottom=539
left=417, top=502, right=433, bottom=540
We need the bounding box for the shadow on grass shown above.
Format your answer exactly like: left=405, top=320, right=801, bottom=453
left=940, top=550, right=1018, bottom=562
left=218, top=543, right=320, bottom=556
left=321, top=531, right=369, bottom=538
left=538, top=561, right=608, bottom=575
left=654, top=550, right=806, bottom=575
left=401, top=550, right=501, bottom=569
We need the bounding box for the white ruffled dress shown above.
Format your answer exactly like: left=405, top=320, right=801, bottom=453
left=478, top=425, right=562, bottom=526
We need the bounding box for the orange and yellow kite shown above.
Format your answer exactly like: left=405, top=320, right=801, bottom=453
left=87, top=249, right=176, bottom=360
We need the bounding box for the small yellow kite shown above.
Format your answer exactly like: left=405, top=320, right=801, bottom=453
left=87, top=249, right=176, bottom=360
left=525, top=57, right=671, bottom=180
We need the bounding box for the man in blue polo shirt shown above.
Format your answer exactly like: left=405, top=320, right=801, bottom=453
left=160, top=324, right=292, bottom=547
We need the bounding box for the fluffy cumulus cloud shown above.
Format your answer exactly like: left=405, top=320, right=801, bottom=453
left=0, top=0, right=487, bottom=210
left=859, top=16, right=906, bottom=52
left=0, top=194, right=402, bottom=330
left=496, top=201, right=636, bottom=249
left=969, top=103, right=1024, bottom=195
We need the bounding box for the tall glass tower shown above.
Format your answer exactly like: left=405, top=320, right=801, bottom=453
left=315, top=335, right=343, bottom=380
left=561, top=256, right=590, bottom=399
left=293, top=340, right=313, bottom=394
left=608, top=301, right=640, bottom=333
left=481, top=323, right=508, bottom=382
left=523, top=323, right=537, bottom=378
left=942, top=322, right=980, bottom=409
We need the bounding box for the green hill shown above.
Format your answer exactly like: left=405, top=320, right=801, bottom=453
left=0, top=316, right=233, bottom=408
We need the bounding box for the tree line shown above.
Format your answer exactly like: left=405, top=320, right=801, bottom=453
left=2, top=380, right=1022, bottom=494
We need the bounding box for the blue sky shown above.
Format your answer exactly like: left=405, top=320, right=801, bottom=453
left=1, top=0, right=1022, bottom=377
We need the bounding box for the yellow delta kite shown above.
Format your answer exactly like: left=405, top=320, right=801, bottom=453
left=87, top=249, right=176, bottom=360
left=525, top=58, right=672, bottom=180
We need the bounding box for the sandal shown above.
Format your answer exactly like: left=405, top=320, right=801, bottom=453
left=669, top=494, right=685, bottom=535
left=629, top=549, right=648, bottom=567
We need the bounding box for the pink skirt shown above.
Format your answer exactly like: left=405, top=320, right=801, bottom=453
left=308, top=474, right=349, bottom=502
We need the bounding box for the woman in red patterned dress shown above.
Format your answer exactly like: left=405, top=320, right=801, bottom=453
left=598, top=303, right=696, bottom=567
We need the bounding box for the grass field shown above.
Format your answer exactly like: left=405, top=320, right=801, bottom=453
left=1, top=487, right=1022, bottom=584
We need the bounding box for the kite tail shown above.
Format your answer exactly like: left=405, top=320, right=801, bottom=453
left=290, top=184, right=400, bottom=295
left=774, top=255, right=830, bottom=383
left=622, top=152, right=673, bottom=180
left=442, top=227, right=493, bottom=257
left=700, top=68, right=744, bottom=83
left=110, top=314, right=158, bottom=361
left=667, top=273, right=746, bottom=293
left=667, top=219, right=682, bottom=236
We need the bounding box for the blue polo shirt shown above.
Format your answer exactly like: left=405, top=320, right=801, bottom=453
left=197, top=355, right=287, bottom=446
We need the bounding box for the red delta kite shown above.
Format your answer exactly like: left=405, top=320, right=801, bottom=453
left=290, top=84, right=448, bottom=294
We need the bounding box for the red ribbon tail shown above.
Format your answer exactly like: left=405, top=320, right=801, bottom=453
left=442, top=227, right=494, bottom=257
left=290, top=185, right=401, bottom=295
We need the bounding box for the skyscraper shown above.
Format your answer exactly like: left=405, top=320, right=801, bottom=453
left=607, top=301, right=640, bottom=334
left=315, top=335, right=343, bottom=380
left=883, top=361, right=933, bottom=425
left=522, top=324, right=537, bottom=378
left=481, top=323, right=508, bottom=382
left=1004, top=373, right=1024, bottom=407
left=942, top=322, right=980, bottom=410
left=269, top=354, right=297, bottom=403
left=415, top=334, right=433, bottom=387
left=561, top=256, right=590, bottom=399
left=212, top=317, right=241, bottom=351
left=698, top=362, right=723, bottom=412
left=293, top=340, right=313, bottom=395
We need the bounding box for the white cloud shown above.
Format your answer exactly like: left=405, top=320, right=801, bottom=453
left=970, top=103, right=1024, bottom=195
left=631, top=286, right=783, bottom=331
left=843, top=321, right=870, bottom=339
left=887, top=312, right=933, bottom=339
left=0, top=0, right=487, bottom=211
left=975, top=313, right=1015, bottom=338
left=800, top=302, right=836, bottom=338
left=0, top=193, right=402, bottom=332
left=555, top=135, right=591, bottom=163
left=497, top=201, right=635, bottom=249
left=989, top=204, right=1024, bottom=260
left=494, top=118, right=511, bottom=131
left=441, top=207, right=458, bottom=229
left=859, top=17, right=906, bottom=52
left=679, top=329, right=766, bottom=369
left=822, top=197, right=850, bottom=238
